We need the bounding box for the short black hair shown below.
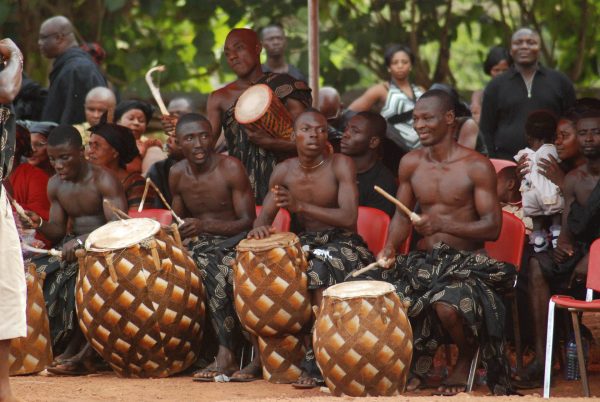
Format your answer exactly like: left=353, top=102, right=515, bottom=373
left=483, top=46, right=510, bottom=75
left=497, top=165, right=517, bottom=182
left=175, top=112, right=211, bottom=134
left=293, top=108, right=325, bottom=130
left=259, top=23, right=284, bottom=39
left=525, top=110, right=557, bottom=142
left=47, top=125, right=83, bottom=148
left=355, top=111, right=387, bottom=139
left=418, top=89, right=455, bottom=114
left=428, top=83, right=471, bottom=117
left=384, top=44, right=414, bottom=67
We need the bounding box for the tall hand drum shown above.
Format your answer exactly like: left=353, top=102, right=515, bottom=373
left=234, top=84, right=294, bottom=139
left=234, top=232, right=311, bottom=383
left=76, top=218, right=205, bottom=378
left=314, top=280, right=413, bottom=396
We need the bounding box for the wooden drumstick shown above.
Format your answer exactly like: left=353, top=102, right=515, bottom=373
left=138, top=178, right=151, bottom=212
left=10, top=199, right=35, bottom=227
left=145, top=65, right=169, bottom=116
left=102, top=199, right=131, bottom=220
left=146, top=178, right=184, bottom=225
left=21, top=243, right=62, bottom=258
left=351, top=261, right=380, bottom=278
left=373, top=185, right=421, bottom=223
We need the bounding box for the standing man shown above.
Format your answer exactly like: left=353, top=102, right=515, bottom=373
left=207, top=28, right=311, bottom=204
left=340, top=111, right=397, bottom=217
left=378, top=90, right=516, bottom=395
left=0, top=37, right=25, bottom=402
left=479, top=27, right=576, bottom=160
left=39, top=16, right=107, bottom=124
left=260, top=24, right=307, bottom=82
left=169, top=113, right=256, bottom=381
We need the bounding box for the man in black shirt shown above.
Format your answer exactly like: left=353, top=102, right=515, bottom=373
left=340, top=111, right=397, bottom=217
left=479, top=28, right=575, bottom=160
left=259, top=24, right=307, bottom=82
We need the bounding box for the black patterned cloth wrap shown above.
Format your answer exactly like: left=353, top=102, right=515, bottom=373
left=380, top=242, right=517, bottom=395
left=27, top=235, right=77, bottom=353
left=298, top=228, right=375, bottom=290
left=223, top=73, right=312, bottom=204
left=188, top=233, right=246, bottom=351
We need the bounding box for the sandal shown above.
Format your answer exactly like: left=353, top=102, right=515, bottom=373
left=229, top=364, right=262, bottom=382
left=46, top=358, right=97, bottom=376
left=291, top=376, right=325, bottom=389
left=192, top=367, right=236, bottom=382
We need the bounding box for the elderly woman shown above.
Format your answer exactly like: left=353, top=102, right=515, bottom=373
left=115, top=100, right=165, bottom=174
left=24, top=121, right=57, bottom=176
left=87, top=122, right=157, bottom=209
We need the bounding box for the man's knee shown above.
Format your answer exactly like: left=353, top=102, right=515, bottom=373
left=433, top=302, right=460, bottom=325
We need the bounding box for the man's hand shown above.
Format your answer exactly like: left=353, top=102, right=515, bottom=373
left=538, top=154, right=565, bottom=189
left=21, top=210, right=41, bottom=230
left=0, top=38, right=21, bottom=60
left=569, top=253, right=589, bottom=288
left=412, top=214, right=443, bottom=237
left=376, top=246, right=396, bottom=269
left=244, top=125, right=273, bottom=148
left=272, top=185, right=302, bottom=213
left=62, top=237, right=83, bottom=263
left=247, top=225, right=275, bottom=240
left=553, top=239, right=574, bottom=264
left=179, top=218, right=202, bottom=239
left=160, top=114, right=177, bottom=136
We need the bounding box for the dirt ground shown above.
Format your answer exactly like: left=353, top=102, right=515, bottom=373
left=11, top=370, right=600, bottom=401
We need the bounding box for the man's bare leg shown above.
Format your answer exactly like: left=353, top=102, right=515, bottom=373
left=0, top=339, right=20, bottom=402
left=293, top=288, right=324, bottom=388
left=50, top=326, right=85, bottom=366
left=193, top=345, right=238, bottom=379
left=434, top=302, right=476, bottom=394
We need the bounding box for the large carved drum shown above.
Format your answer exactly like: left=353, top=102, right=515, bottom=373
left=9, top=264, right=53, bottom=375
left=234, top=232, right=311, bottom=383
left=314, top=280, right=413, bottom=396
left=234, top=84, right=294, bottom=139
left=76, top=218, right=205, bottom=378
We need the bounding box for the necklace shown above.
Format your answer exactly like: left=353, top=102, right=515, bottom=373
left=300, top=158, right=327, bottom=170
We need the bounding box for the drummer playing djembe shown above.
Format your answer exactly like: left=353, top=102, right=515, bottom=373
left=249, top=109, right=375, bottom=388
left=376, top=89, right=516, bottom=396
left=19, top=125, right=128, bottom=374
left=169, top=113, right=257, bottom=382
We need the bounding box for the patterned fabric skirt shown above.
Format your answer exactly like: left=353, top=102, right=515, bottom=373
left=299, top=228, right=375, bottom=290
left=27, top=236, right=77, bottom=353
left=381, top=242, right=517, bottom=395
left=188, top=233, right=246, bottom=350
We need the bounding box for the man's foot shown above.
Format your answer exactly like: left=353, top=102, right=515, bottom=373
left=513, top=360, right=544, bottom=389
left=433, top=381, right=467, bottom=396
left=291, top=373, right=325, bottom=389
left=230, top=360, right=262, bottom=382
left=192, top=362, right=237, bottom=382
left=432, top=352, right=472, bottom=396
left=46, top=358, right=96, bottom=376
left=406, top=376, right=422, bottom=392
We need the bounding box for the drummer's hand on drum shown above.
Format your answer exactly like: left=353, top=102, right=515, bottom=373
left=376, top=246, right=396, bottom=269
left=272, top=185, right=301, bottom=212
left=62, top=237, right=83, bottom=262
left=179, top=218, right=202, bottom=239
left=247, top=225, right=275, bottom=239
left=21, top=210, right=41, bottom=230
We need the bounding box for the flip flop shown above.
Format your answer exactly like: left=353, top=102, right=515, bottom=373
left=291, top=377, right=325, bottom=389
left=192, top=367, right=236, bottom=382
left=46, top=358, right=96, bottom=376
left=431, top=382, right=467, bottom=396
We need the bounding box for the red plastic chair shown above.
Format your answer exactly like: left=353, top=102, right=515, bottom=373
left=255, top=206, right=291, bottom=233
left=129, top=209, right=173, bottom=226
left=490, top=158, right=517, bottom=174
left=357, top=207, right=390, bottom=255
left=484, top=210, right=527, bottom=373
left=543, top=238, right=600, bottom=398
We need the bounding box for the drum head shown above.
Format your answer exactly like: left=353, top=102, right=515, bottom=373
left=237, top=232, right=299, bottom=252
left=323, top=280, right=395, bottom=299
left=234, top=84, right=272, bottom=124
left=85, top=218, right=161, bottom=251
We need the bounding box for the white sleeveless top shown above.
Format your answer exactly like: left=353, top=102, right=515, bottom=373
left=380, top=82, right=424, bottom=150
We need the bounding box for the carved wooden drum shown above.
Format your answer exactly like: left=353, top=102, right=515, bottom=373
left=76, top=218, right=205, bottom=378
left=234, top=84, right=294, bottom=139
left=9, top=264, right=53, bottom=375
left=314, top=280, right=413, bottom=396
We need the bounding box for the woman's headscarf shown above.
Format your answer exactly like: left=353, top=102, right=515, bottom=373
left=89, top=122, right=140, bottom=168
left=114, top=100, right=154, bottom=124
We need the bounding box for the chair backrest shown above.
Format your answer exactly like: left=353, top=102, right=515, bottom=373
left=357, top=207, right=390, bottom=255
left=587, top=238, right=600, bottom=294
left=484, top=210, right=526, bottom=270
left=129, top=208, right=173, bottom=226
left=490, top=158, right=517, bottom=174
left=255, top=206, right=291, bottom=233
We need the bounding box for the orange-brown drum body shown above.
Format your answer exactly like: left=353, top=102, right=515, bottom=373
left=9, top=264, right=53, bottom=375
left=313, top=281, right=413, bottom=396
left=234, top=84, right=294, bottom=139
left=234, top=232, right=311, bottom=383
left=76, top=218, right=205, bottom=378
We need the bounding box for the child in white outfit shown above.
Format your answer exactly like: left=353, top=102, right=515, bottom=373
left=514, top=110, right=563, bottom=252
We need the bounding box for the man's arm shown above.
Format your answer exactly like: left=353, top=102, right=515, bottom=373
left=97, top=169, right=128, bottom=221
left=554, top=170, right=577, bottom=263
left=479, top=83, right=498, bottom=158
left=249, top=162, right=288, bottom=239
left=206, top=91, right=225, bottom=148
left=29, top=178, right=68, bottom=242
left=0, top=39, right=23, bottom=103
left=169, top=162, right=188, bottom=219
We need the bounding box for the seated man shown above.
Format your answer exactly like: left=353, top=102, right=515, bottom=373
left=318, top=86, right=348, bottom=152
left=20, top=125, right=127, bottom=371
left=169, top=113, right=256, bottom=381
left=377, top=90, right=516, bottom=395
left=519, top=108, right=600, bottom=388
left=340, top=111, right=397, bottom=217
left=74, top=86, right=117, bottom=145
left=249, top=109, right=375, bottom=388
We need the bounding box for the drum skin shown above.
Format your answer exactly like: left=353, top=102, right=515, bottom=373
left=234, top=84, right=294, bottom=139
left=76, top=223, right=205, bottom=378
left=313, top=281, right=413, bottom=396
left=9, top=264, right=53, bottom=375
left=234, top=232, right=311, bottom=337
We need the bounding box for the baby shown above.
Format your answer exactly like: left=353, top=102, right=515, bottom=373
left=514, top=110, right=563, bottom=252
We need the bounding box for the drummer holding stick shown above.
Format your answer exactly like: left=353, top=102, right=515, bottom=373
left=375, top=89, right=516, bottom=396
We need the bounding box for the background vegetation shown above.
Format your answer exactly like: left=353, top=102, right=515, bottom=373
left=1, top=0, right=598, bottom=104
